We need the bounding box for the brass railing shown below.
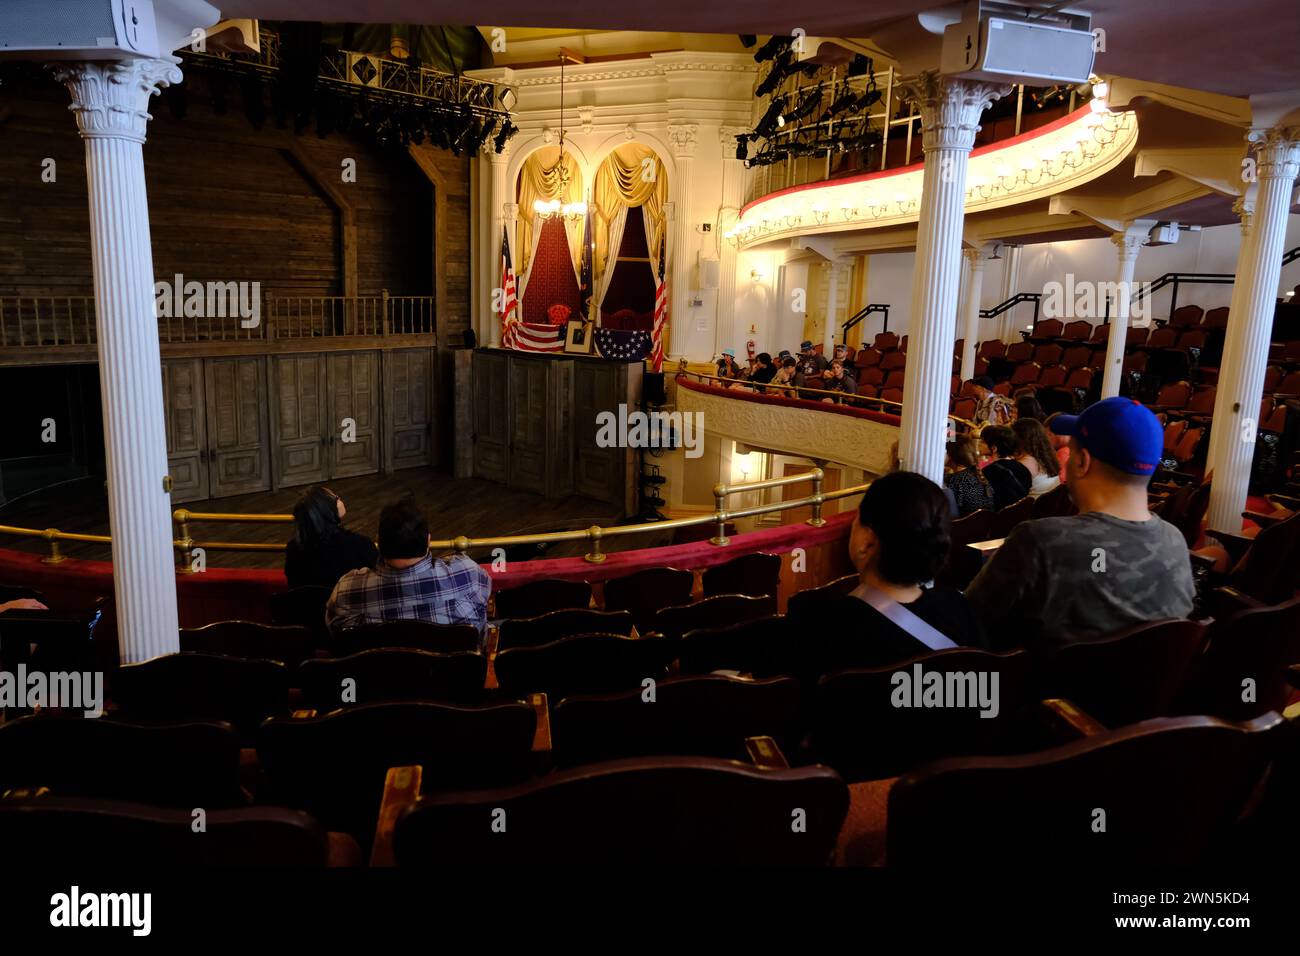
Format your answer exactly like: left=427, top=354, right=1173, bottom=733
left=0, top=469, right=868, bottom=569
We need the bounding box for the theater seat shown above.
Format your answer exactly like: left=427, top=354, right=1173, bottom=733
left=1170, top=305, right=1204, bottom=328
left=701, top=552, right=781, bottom=599
left=1032, top=319, right=1064, bottom=339
left=179, top=621, right=313, bottom=668
left=298, top=648, right=488, bottom=709
left=497, top=608, right=633, bottom=651
left=494, top=579, right=592, bottom=619
left=1061, top=320, right=1092, bottom=341
left=1148, top=326, right=1178, bottom=349
left=1203, top=307, right=1229, bottom=329
left=1178, top=596, right=1300, bottom=721
left=495, top=633, right=678, bottom=700
left=650, top=593, right=776, bottom=641
left=336, top=619, right=480, bottom=654
left=602, top=567, right=694, bottom=629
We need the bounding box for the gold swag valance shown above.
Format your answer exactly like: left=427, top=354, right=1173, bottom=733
left=516, top=147, right=585, bottom=278
left=593, top=143, right=668, bottom=281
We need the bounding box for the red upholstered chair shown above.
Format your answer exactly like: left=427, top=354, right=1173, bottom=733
left=855, top=348, right=882, bottom=369
left=873, top=332, right=899, bottom=351
left=958, top=380, right=980, bottom=398
left=950, top=375, right=960, bottom=396
left=1010, top=362, right=1041, bottom=386
left=1277, top=371, right=1300, bottom=396
left=1203, top=307, right=1229, bottom=329
left=881, top=386, right=904, bottom=403
left=1178, top=329, right=1206, bottom=351
left=883, top=369, right=906, bottom=388
left=1037, top=365, right=1067, bottom=389
left=856, top=383, right=878, bottom=398
left=1123, top=351, right=1148, bottom=374
left=1089, top=323, right=1111, bottom=344
left=1148, top=326, right=1179, bottom=349
left=1285, top=341, right=1300, bottom=363
left=1034, top=343, right=1063, bottom=366
left=974, top=356, right=990, bottom=376
left=978, top=340, right=1006, bottom=360
left=1062, top=320, right=1092, bottom=341
left=1153, top=381, right=1193, bottom=410
left=1033, top=318, right=1064, bottom=339
left=1263, top=366, right=1283, bottom=393
left=1171, top=426, right=1204, bottom=467
left=953, top=338, right=964, bottom=359
left=952, top=397, right=976, bottom=419
left=1127, top=326, right=1151, bottom=347
left=1005, top=341, right=1033, bottom=363
left=859, top=366, right=885, bottom=386
left=1063, top=367, right=1095, bottom=391
left=1269, top=343, right=1285, bottom=362
left=1185, top=386, right=1217, bottom=416
left=881, top=351, right=907, bottom=371
left=899, top=335, right=909, bottom=353
left=1089, top=347, right=1108, bottom=368
left=1170, top=305, right=1204, bottom=328
left=1262, top=402, right=1287, bottom=433
left=844, top=347, right=856, bottom=365
left=1163, top=419, right=1188, bottom=454
left=1062, top=346, right=1092, bottom=369
left=992, top=381, right=1013, bottom=396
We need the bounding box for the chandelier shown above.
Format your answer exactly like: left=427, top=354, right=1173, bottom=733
left=534, top=50, right=587, bottom=223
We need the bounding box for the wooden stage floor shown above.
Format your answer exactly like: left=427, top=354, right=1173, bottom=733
left=0, top=468, right=672, bottom=570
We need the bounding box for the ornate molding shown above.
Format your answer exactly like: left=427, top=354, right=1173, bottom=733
left=1110, top=231, right=1145, bottom=261
left=503, top=201, right=519, bottom=222
left=719, top=125, right=750, bottom=147
left=963, top=246, right=987, bottom=270
left=1247, top=126, right=1300, bottom=181
left=512, top=60, right=755, bottom=87
left=578, top=106, right=594, bottom=135
left=1232, top=195, right=1255, bottom=236
left=898, top=71, right=1011, bottom=153
left=541, top=127, right=555, bottom=144
left=51, top=57, right=183, bottom=144
left=624, top=124, right=636, bottom=141
left=667, top=123, right=699, bottom=159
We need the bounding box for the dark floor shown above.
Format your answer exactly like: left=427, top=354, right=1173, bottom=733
left=0, top=468, right=670, bottom=569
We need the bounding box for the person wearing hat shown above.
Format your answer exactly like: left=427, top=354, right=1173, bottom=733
left=795, top=340, right=829, bottom=390
left=716, top=348, right=744, bottom=383
left=965, top=397, right=1194, bottom=650
left=969, top=375, right=1013, bottom=426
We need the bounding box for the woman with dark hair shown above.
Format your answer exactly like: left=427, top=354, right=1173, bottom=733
left=795, top=472, right=984, bottom=673
left=944, top=434, right=995, bottom=515
left=284, top=486, right=378, bottom=590
left=1012, top=418, right=1063, bottom=497
left=748, top=352, right=777, bottom=391
left=980, top=425, right=1032, bottom=510
left=1014, top=393, right=1046, bottom=422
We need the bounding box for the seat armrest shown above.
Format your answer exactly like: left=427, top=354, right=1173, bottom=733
left=1205, top=529, right=1254, bottom=564
left=1188, top=551, right=1218, bottom=572
left=370, top=764, right=422, bottom=867
left=1243, top=511, right=1285, bottom=528
left=1266, top=493, right=1300, bottom=511
left=291, top=709, right=317, bottom=719
left=530, top=693, right=551, bottom=753
left=1213, top=586, right=1266, bottom=614
left=1036, top=698, right=1108, bottom=741
left=744, top=735, right=790, bottom=770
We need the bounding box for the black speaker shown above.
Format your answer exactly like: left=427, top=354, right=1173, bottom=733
left=643, top=372, right=666, bottom=406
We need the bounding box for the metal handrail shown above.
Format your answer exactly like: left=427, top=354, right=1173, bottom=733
left=840, top=303, right=892, bottom=341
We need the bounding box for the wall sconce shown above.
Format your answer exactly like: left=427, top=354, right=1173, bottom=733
left=750, top=267, right=766, bottom=281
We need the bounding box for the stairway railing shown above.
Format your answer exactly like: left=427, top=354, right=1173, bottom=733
left=839, top=303, right=891, bottom=343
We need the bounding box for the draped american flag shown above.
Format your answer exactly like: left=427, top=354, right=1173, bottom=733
left=499, top=224, right=520, bottom=348
left=594, top=328, right=653, bottom=361
left=511, top=321, right=566, bottom=352
left=650, top=236, right=667, bottom=371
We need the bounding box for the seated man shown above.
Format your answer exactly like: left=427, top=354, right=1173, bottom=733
left=965, top=397, right=1195, bottom=650
left=794, top=340, right=829, bottom=389
left=821, top=359, right=857, bottom=403
left=716, top=348, right=745, bottom=384
left=326, top=496, right=491, bottom=641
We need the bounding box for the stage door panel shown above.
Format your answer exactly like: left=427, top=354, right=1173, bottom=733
left=327, top=352, right=381, bottom=479
left=204, top=357, right=271, bottom=497
left=508, top=356, right=551, bottom=495
left=384, top=348, right=434, bottom=472
left=573, top=361, right=624, bottom=507
left=161, top=358, right=209, bottom=503
left=270, top=354, right=329, bottom=488
left=472, top=351, right=508, bottom=484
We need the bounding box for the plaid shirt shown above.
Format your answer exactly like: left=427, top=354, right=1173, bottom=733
left=326, top=552, right=491, bottom=638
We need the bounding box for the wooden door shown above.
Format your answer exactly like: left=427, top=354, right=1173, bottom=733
left=204, top=357, right=271, bottom=497
left=270, top=354, right=328, bottom=489
left=574, top=361, right=622, bottom=504
left=384, top=348, right=434, bottom=471
left=327, top=351, right=381, bottom=479
left=472, top=351, right=508, bottom=484
left=161, top=358, right=209, bottom=503
left=507, top=355, right=551, bottom=495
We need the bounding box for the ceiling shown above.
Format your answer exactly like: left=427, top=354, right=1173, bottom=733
left=219, top=0, right=1300, bottom=96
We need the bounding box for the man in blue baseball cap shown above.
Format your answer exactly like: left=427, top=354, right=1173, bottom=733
left=966, top=397, right=1194, bottom=649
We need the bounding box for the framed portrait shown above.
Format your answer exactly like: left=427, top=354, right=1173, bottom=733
left=564, top=319, right=593, bottom=354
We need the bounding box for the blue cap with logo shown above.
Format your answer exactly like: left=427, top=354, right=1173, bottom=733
left=721, top=348, right=736, bottom=357
left=1049, top=396, right=1163, bottom=475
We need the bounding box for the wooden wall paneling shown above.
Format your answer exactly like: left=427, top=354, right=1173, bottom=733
left=573, top=361, right=620, bottom=505
left=327, top=351, right=381, bottom=479
left=161, top=358, right=209, bottom=503
left=384, top=347, right=435, bottom=471
left=472, top=350, right=508, bottom=483
left=547, top=357, right=575, bottom=499
left=203, top=356, right=271, bottom=498
left=507, top=355, right=550, bottom=495
left=270, top=353, right=329, bottom=489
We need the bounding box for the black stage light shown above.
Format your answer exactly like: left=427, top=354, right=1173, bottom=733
left=847, top=53, right=871, bottom=77
left=734, top=135, right=748, bottom=161
left=753, top=34, right=789, bottom=63
left=493, top=118, right=518, bottom=153
left=739, top=34, right=757, bottom=48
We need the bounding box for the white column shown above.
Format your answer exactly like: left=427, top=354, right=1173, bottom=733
left=897, top=73, right=1008, bottom=481
left=960, top=247, right=986, bottom=382
left=487, top=149, right=512, bottom=347
left=53, top=59, right=183, bottom=664
left=1202, top=198, right=1254, bottom=487
left=667, top=123, right=698, bottom=361
left=823, top=259, right=843, bottom=354
left=1206, top=127, right=1300, bottom=532
left=716, top=126, right=748, bottom=356
left=1100, top=228, right=1145, bottom=398
left=999, top=243, right=1021, bottom=342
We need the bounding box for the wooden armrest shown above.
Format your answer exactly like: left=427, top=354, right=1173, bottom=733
left=1244, top=510, right=1286, bottom=528
left=1037, top=698, right=1108, bottom=741
left=744, top=735, right=790, bottom=770
left=1213, top=586, right=1266, bottom=614
left=530, top=693, right=551, bottom=753
left=1188, top=551, right=1218, bottom=572
left=291, top=709, right=317, bottom=719
left=1205, top=529, right=1254, bottom=563
left=1266, top=494, right=1300, bottom=511
left=369, top=764, right=422, bottom=867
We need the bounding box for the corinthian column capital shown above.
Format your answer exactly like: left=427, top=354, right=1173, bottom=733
left=1246, top=126, right=1300, bottom=181
left=1110, top=230, right=1144, bottom=261
left=899, top=71, right=1011, bottom=153
left=51, top=58, right=183, bottom=144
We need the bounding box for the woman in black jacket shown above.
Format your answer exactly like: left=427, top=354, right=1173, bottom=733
left=979, top=425, right=1032, bottom=510
left=283, top=486, right=378, bottom=591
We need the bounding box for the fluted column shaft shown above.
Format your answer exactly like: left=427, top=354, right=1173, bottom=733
left=898, top=73, right=1008, bottom=481
left=1202, top=199, right=1254, bottom=487
left=487, top=150, right=511, bottom=347
left=717, top=126, right=748, bottom=356
left=54, top=59, right=183, bottom=663
left=1100, top=232, right=1143, bottom=398
left=1207, top=127, right=1300, bottom=532
left=960, top=248, right=986, bottom=382
left=823, top=260, right=843, bottom=354
left=667, top=123, right=698, bottom=361
left=999, top=244, right=1022, bottom=342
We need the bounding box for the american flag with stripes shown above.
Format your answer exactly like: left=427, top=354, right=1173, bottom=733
left=498, top=224, right=520, bottom=348
left=650, top=235, right=667, bottom=371
left=511, top=321, right=566, bottom=352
